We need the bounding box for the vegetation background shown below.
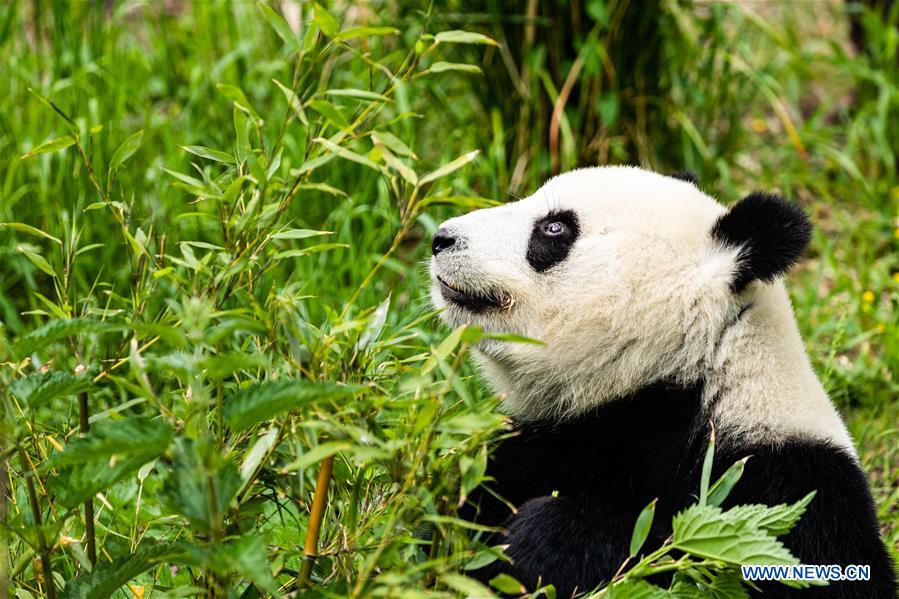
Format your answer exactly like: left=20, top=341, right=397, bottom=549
left=0, top=1, right=896, bottom=597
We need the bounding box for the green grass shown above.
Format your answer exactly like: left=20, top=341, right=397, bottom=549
left=0, top=1, right=896, bottom=597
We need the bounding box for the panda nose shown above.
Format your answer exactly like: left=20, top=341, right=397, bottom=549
left=432, top=228, right=456, bottom=255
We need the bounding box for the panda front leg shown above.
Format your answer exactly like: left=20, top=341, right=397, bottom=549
left=471, top=495, right=628, bottom=598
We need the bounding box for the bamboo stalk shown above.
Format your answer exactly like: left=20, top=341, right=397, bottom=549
left=19, top=448, right=55, bottom=599
left=299, top=455, right=335, bottom=586
left=78, top=392, right=96, bottom=566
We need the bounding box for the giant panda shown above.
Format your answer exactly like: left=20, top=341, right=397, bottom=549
left=428, top=166, right=897, bottom=598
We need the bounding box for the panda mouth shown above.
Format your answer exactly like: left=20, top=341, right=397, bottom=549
left=437, top=275, right=507, bottom=312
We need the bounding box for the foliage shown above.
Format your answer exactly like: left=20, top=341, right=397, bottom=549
left=0, top=1, right=897, bottom=597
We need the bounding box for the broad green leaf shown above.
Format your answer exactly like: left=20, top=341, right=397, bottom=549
left=723, top=492, right=816, bottom=537
left=427, top=61, right=483, bottom=75
left=224, top=379, right=362, bottom=430
left=11, top=318, right=120, bottom=359
left=313, top=3, right=339, bottom=37
left=162, top=438, right=242, bottom=533
left=257, top=2, right=299, bottom=50
left=0, top=222, right=61, bottom=244
left=434, top=30, right=498, bottom=46
left=272, top=78, right=308, bottom=125
left=20, top=134, right=76, bottom=159
left=61, top=543, right=178, bottom=599
left=109, top=130, right=143, bottom=169
left=181, top=145, right=236, bottom=164
left=47, top=417, right=172, bottom=468
left=55, top=452, right=162, bottom=507
left=672, top=504, right=798, bottom=565
left=201, top=352, right=269, bottom=379
left=176, top=536, right=277, bottom=594
left=333, top=26, right=399, bottom=41
left=629, top=498, right=657, bottom=558
left=606, top=580, right=671, bottom=599
left=418, top=150, right=479, bottom=186
left=10, top=371, right=91, bottom=408
left=326, top=88, right=390, bottom=102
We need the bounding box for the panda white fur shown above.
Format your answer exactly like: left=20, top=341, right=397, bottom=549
left=429, top=166, right=896, bottom=597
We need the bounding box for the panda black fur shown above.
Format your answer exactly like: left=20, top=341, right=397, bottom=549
left=429, top=167, right=897, bottom=598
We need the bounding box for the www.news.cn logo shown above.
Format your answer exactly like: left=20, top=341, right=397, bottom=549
left=741, top=564, right=871, bottom=582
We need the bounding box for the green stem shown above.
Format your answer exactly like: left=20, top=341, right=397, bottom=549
left=19, top=448, right=56, bottom=599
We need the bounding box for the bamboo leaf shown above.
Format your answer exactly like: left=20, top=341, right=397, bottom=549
left=20, top=135, right=76, bottom=159
left=109, top=130, right=144, bottom=169
left=418, top=150, right=479, bottom=186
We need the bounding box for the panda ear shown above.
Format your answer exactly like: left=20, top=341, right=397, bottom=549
left=711, top=192, right=812, bottom=292
left=670, top=171, right=699, bottom=186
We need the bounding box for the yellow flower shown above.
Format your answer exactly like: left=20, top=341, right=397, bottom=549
left=862, top=290, right=875, bottom=303
left=894, top=227, right=899, bottom=239
left=751, top=118, right=767, bottom=133
left=893, top=273, right=899, bottom=284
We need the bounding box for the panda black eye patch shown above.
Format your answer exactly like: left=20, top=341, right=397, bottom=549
left=526, top=210, right=580, bottom=272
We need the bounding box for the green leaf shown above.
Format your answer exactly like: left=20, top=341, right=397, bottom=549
left=61, top=543, right=177, bottom=599
left=0, top=222, right=61, bottom=245
left=18, top=245, right=56, bottom=276
left=427, top=61, right=483, bottom=75
left=371, top=131, right=417, bottom=159
left=270, top=228, right=333, bottom=240
left=722, top=492, right=816, bottom=537
left=629, top=498, right=657, bottom=558
left=308, top=99, right=348, bottom=128
left=418, top=150, right=479, bottom=186
left=12, top=318, right=120, bottom=359
left=109, top=130, right=144, bottom=169
left=20, top=134, right=76, bottom=159
left=699, top=431, right=715, bottom=506
left=672, top=504, right=798, bottom=565
left=326, top=88, right=390, bottom=102
left=162, top=438, right=242, bottom=533
left=489, top=574, right=525, bottom=595
left=434, top=30, right=498, bottom=46
left=181, top=145, right=236, bottom=164
left=281, top=440, right=353, bottom=472
left=272, top=243, right=348, bottom=260
left=216, top=83, right=261, bottom=123
left=377, top=145, right=418, bottom=185
left=314, top=137, right=386, bottom=174
left=607, top=579, right=671, bottom=599
left=707, top=456, right=748, bottom=507
left=272, top=78, right=308, bottom=125
left=223, top=379, right=362, bottom=430
left=440, top=574, right=497, bottom=598
left=256, top=2, right=299, bottom=50
left=46, top=417, right=173, bottom=468
left=313, top=3, right=339, bottom=37
left=333, top=26, right=399, bottom=41
left=55, top=452, right=162, bottom=508
left=10, top=371, right=91, bottom=409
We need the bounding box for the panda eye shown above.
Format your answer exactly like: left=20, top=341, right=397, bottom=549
left=542, top=221, right=568, bottom=237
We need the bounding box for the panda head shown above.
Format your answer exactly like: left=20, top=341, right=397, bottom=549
left=429, top=166, right=812, bottom=420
